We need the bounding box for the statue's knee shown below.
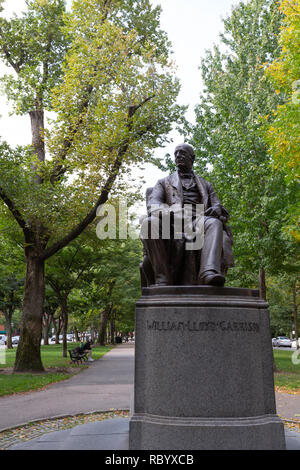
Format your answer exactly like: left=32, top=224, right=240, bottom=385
left=140, top=216, right=151, bottom=239
left=205, top=217, right=222, bottom=230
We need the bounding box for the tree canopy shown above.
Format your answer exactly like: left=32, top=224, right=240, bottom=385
left=0, top=0, right=183, bottom=371
left=189, top=0, right=298, bottom=299
left=264, top=0, right=300, bottom=182
left=264, top=0, right=300, bottom=241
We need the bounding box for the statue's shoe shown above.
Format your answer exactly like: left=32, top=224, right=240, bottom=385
left=200, top=271, right=225, bottom=287
left=153, top=274, right=169, bottom=286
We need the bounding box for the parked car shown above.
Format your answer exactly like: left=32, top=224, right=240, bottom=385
left=275, top=336, right=292, bottom=348
left=12, top=336, right=20, bottom=345
left=50, top=335, right=63, bottom=343
left=272, top=338, right=278, bottom=347
left=0, top=335, right=7, bottom=345
left=292, top=339, right=300, bottom=348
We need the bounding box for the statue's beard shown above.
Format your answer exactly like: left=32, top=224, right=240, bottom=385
left=176, top=162, right=193, bottom=173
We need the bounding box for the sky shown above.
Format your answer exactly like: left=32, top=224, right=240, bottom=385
left=0, top=0, right=241, bottom=195
left=147, top=0, right=241, bottom=185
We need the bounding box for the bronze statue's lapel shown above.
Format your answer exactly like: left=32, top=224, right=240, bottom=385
left=169, top=172, right=183, bottom=205
left=170, top=171, right=180, bottom=189
left=194, top=175, right=209, bottom=210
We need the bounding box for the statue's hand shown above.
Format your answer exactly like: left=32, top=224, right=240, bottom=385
left=205, top=206, right=222, bottom=218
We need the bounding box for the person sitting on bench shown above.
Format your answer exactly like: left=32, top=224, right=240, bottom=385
left=79, top=339, right=94, bottom=362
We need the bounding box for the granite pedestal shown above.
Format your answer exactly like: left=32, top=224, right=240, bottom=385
left=129, top=286, right=286, bottom=450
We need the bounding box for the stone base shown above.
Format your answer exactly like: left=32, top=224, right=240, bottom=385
left=129, top=286, right=286, bottom=450
left=130, top=414, right=285, bottom=450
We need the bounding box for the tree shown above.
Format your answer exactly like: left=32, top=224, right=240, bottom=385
left=264, top=0, right=300, bottom=240
left=46, top=233, right=103, bottom=356
left=61, top=232, right=141, bottom=346
left=42, top=287, right=59, bottom=345
left=264, top=0, right=300, bottom=182
left=77, top=235, right=141, bottom=345
left=0, top=0, right=183, bottom=371
left=190, top=0, right=297, bottom=297
left=0, top=219, right=24, bottom=348
left=67, top=291, right=93, bottom=341
left=0, top=276, right=23, bottom=348
left=268, top=273, right=300, bottom=347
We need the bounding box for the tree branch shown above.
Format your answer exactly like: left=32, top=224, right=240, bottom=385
left=42, top=94, right=156, bottom=261
left=49, top=85, right=94, bottom=185
left=42, top=33, right=53, bottom=89
left=70, top=262, right=93, bottom=290
left=49, top=5, right=113, bottom=186
left=129, top=94, right=156, bottom=116
left=0, top=186, right=31, bottom=239
left=0, top=27, right=22, bottom=73
left=49, top=90, right=156, bottom=185
left=41, top=91, right=155, bottom=260
left=41, top=150, right=123, bottom=261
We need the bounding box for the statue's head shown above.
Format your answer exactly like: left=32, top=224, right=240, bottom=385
left=174, top=143, right=195, bottom=172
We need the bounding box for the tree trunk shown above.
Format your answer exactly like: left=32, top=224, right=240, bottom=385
left=3, top=306, right=13, bottom=349
left=259, top=267, right=266, bottom=300
left=259, top=268, right=278, bottom=373
left=110, top=317, right=115, bottom=345
left=53, top=316, right=62, bottom=344
left=43, top=325, right=49, bottom=345
left=42, top=313, right=52, bottom=346
left=293, top=285, right=299, bottom=350
left=29, top=109, right=45, bottom=181
left=98, top=308, right=110, bottom=346
left=258, top=268, right=278, bottom=371
left=4, top=309, right=13, bottom=349
left=61, top=296, right=68, bottom=358
left=74, top=326, right=80, bottom=342
left=90, top=326, right=96, bottom=344
left=56, top=326, right=60, bottom=344
left=6, top=321, right=12, bottom=349
left=14, top=253, right=45, bottom=372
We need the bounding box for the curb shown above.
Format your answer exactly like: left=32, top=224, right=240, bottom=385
left=282, top=418, right=300, bottom=425
left=0, top=408, right=130, bottom=434
left=1, top=413, right=298, bottom=435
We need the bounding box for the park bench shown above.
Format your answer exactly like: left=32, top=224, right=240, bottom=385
left=68, top=347, right=88, bottom=364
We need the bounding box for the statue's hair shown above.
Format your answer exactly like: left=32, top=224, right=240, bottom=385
left=174, top=143, right=195, bottom=160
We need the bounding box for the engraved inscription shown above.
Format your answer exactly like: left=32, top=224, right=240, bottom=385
left=146, top=320, right=259, bottom=333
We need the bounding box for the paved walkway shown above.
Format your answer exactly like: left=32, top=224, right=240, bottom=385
left=8, top=418, right=300, bottom=450
left=1, top=343, right=300, bottom=450
left=276, top=392, right=300, bottom=422
left=0, top=344, right=134, bottom=432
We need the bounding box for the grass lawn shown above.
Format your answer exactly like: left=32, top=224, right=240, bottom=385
left=1, top=345, right=298, bottom=397
left=274, top=349, right=300, bottom=393
left=0, top=343, right=113, bottom=397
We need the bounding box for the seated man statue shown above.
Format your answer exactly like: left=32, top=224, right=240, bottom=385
left=140, top=143, right=234, bottom=287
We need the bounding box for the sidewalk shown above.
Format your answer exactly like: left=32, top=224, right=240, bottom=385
left=0, top=344, right=134, bottom=432
left=1, top=343, right=299, bottom=450
left=276, top=392, right=300, bottom=423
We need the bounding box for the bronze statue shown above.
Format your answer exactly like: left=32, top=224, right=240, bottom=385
left=140, top=143, right=234, bottom=287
